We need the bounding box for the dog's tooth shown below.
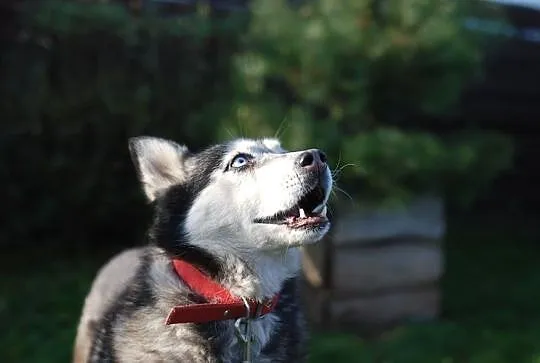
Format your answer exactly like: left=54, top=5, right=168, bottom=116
left=299, top=208, right=306, bottom=218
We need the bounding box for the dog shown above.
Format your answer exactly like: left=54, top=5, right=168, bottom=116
left=73, top=136, right=333, bottom=362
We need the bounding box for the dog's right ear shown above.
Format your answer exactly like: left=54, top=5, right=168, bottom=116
left=128, top=136, right=191, bottom=202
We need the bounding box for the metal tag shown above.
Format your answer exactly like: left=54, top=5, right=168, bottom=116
left=234, top=317, right=253, bottom=363
left=234, top=297, right=266, bottom=363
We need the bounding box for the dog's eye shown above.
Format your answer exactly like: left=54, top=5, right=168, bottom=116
left=229, top=154, right=252, bottom=170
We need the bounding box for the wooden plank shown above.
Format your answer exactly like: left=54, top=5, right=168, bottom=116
left=328, top=286, right=440, bottom=329
left=332, top=196, right=445, bottom=246
left=301, top=241, right=326, bottom=288
left=331, top=244, right=443, bottom=294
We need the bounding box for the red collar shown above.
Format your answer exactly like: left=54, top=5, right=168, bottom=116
left=165, top=259, right=280, bottom=325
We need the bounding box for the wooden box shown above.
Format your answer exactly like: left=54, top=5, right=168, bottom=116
left=301, top=196, right=445, bottom=334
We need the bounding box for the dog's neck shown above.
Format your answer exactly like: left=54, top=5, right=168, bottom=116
left=170, top=243, right=302, bottom=299
left=217, top=248, right=302, bottom=299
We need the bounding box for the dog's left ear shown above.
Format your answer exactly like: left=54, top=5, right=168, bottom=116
left=128, top=136, right=191, bottom=202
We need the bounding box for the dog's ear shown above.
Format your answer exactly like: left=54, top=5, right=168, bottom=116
left=128, top=136, right=190, bottom=202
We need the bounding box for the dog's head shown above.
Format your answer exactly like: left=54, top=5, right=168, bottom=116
left=129, top=136, right=332, bottom=255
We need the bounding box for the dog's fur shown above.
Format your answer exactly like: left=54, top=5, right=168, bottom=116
left=73, top=137, right=332, bottom=362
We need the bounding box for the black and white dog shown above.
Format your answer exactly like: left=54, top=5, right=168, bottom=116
left=73, top=136, right=332, bottom=363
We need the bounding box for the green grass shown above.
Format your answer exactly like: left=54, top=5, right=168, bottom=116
left=2, top=215, right=539, bottom=363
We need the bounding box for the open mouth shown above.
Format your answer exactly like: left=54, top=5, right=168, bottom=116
left=254, top=185, right=328, bottom=229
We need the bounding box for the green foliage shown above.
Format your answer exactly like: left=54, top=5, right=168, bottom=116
left=339, top=129, right=513, bottom=204
left=237, top=0, right=482, bottom=118
left=224, top=0, right=512, bottom=205
left=0, top=0, right=512, bottom=245
left=1, top=1, right=243, bottom=244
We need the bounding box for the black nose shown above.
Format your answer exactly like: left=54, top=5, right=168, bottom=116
left=298, top=149, right=327, bottom=168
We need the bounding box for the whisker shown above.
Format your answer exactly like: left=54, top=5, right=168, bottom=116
left=332, top=163, right=358, bottom=175
left=333, top=151, right=343, bottom=171
left=274, top=115, right=291, bottom=139
left=333, top=185, right=356, bottom=207
left=282, top=243, right=290, bottom=264
left=327, top=204, right=335, bottom=218
left=224, top=127, right=235, bottom=139
left=236, top=119, right=246, bottom=138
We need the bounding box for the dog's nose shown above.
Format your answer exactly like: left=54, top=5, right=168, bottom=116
left=298, top=149, right=327, bottom=168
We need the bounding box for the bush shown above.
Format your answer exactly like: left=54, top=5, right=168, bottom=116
left=223, top=0, right=513, bottom=206
left=1, top=1, right=243, bottom=245
left=0, top=0, right=512, bottom=246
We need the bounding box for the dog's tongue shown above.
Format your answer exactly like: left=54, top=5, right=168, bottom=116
left=286, top=208, right=325, bottom=228
left=287, top=215, right=325, bottom=228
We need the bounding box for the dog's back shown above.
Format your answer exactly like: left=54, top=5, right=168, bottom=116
left=73, top=248, right=142, bottom=363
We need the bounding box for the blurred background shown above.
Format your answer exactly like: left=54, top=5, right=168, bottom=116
left=1, top=0, right=539, bottom=362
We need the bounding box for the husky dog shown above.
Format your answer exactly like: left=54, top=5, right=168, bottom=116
left=73, top=136, right=332, bottom=363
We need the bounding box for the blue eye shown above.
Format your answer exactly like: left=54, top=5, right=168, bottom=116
left=230, top=154, right=251, bottom=169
